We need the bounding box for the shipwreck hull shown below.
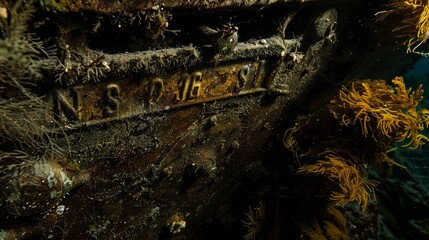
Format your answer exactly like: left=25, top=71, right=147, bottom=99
left=0, top=0, right=418, bottom=239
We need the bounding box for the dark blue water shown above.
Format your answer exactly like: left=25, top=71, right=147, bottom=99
left=381, top=57, right=429, bottom=240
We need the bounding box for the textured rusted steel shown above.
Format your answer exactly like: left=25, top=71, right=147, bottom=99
left=48, top=61, right=270, bottom=125
left=4, top=0, right=395, bottom=239
left=40, top=0, right=312, bottom=12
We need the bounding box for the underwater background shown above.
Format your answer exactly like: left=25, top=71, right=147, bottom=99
left=403, top=56, right=429, bottom=191
left=381, top=56, right=429, bottom=240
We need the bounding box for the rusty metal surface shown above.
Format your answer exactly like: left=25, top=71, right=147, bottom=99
left=0, top=1, right=363, bottom=239
left=40, top=0, right=313, bottom=12
left=48, top=61, right=270, bottom=125
left=45, top=36, right=298, bottom=127
left=43, top=36, right=301, bottom=128
left=0, top=1, right=336, bottom=239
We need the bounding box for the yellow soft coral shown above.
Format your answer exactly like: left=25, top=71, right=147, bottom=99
left=375, top=0, right=429, bottom=54
left=299, top=206, right=349, bottom=240
left=243, top=203, right=265, bottom=240
left=329, top=77, right=429, bottom=148
left=297, top=150, right=377, bottom=211
left=286, top=76, right=429, bottom=239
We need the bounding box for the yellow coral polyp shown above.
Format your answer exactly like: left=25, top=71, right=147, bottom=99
left=299, top=206, right=349, bottom=240
left=287, top=77, right=429, bottom=239
left=329, top=77, right=429, bottom=148
left=242, top=203, right=265, bottom=240
left=375, top=0, right=429, bottom=54
left=297, top=151, right=377, bottom=211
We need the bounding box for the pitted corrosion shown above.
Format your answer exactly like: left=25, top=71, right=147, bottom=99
left=48, top=61, right=273, bottom=126
left=41, top=0, right=315, bottom=12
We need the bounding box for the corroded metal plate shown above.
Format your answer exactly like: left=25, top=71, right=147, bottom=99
left=48, top=61, right=271, bottom=125
left=0, top=1, right=345, bottom=239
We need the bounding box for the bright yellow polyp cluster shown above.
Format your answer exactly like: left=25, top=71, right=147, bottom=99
left=284, top=77, right=429, bottom=240
left=375, top=0, right=429, bottom=53
left=330, top=77, right=429, bottom=148
left=297, top=151, right=378, bottom=211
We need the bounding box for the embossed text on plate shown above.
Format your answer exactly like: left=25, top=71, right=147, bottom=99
left=48, top=61, right=268, bottom=124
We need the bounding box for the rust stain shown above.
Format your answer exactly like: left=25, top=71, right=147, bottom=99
left=41, top=0, right=314, bottom=12
left=47, top=61, right=271, bottom=126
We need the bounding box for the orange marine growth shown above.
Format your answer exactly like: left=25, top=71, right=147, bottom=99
left=285, top=76, right=429, bottom=239
left=297, top=150, right=378, bottom=211
left=242, top=203, right=266, bottom=240
left=375, top=0, right=429, bottom=54
left=329, top=77, right=429, bottom=148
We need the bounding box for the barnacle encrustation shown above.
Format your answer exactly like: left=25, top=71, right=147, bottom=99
left=0, top=0, right=89, bottom=218
left=0, top=156, right=90, bottom=216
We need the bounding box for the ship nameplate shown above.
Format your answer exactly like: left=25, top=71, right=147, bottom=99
left=47, top=61, right=271, bottom=126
